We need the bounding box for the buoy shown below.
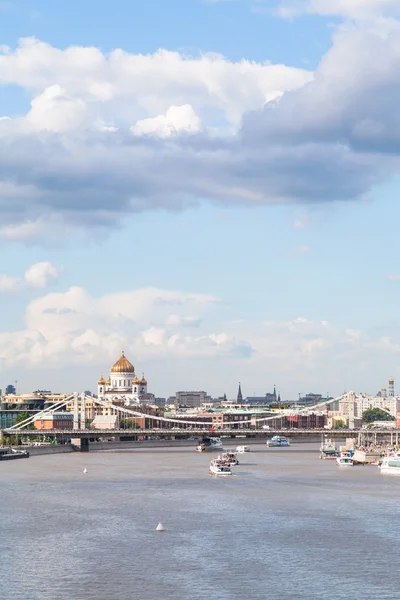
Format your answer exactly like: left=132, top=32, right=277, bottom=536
left=83, top=468, right=87, bottom=474
left=156, top=522, right=165, bottom=532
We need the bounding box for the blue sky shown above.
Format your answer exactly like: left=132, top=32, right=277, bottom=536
left=1, top=0, right=400, bottom=398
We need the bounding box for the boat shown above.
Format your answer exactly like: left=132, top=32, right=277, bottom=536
left=221, top=452, right=239, bottom=466
left=380, top=451, right=400, bottom=475
left=336, top=453, right=354, bottom=467
left=209, top=458, right=232, bottom=476
left=266, top=436, right=290, bottom=447
left=236, top=445, right=250, bottom=453
left=320, top=438, right=340, bottom=459
left=196, top=437, right=224, bottom=452
left=0, top=447, right=30, bottom=461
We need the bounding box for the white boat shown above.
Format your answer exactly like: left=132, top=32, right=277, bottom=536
left=209, top=458, right=232, bottom=476
left=320, top=439, right=340, bottom=459
left=266, top=436, right=290, bottom=447
left=380, top=452, right=400, bottom=475
left=221, top=452, right=239, bottom=466
left=196, top=437, right=224, bottom=452
left=236, top=445, right=250, bottom=453
left=336, top=454, right=354, bottom=467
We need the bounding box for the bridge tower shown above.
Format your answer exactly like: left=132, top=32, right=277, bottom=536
left=73, top=392, right=79, bottom=430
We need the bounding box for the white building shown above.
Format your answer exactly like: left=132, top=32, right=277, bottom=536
left=339, top=391, right=400, bottom=427
left=97, top=350, right=152, bottom=406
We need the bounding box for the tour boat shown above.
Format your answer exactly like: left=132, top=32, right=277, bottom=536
left=221, top=452, right=239, bottom=466
left=320, top=439, right=340, bottom=459
left=380, top=452, right=400, bottom=475
left=209, top=458, right=232, bottom=476
left=266, top=436, right=290, bottom=447
left=196, top=437, right=224, bottom=452
left=336, top=454, right=354, bottom=467
left=236, top=445, right=250, bottom=453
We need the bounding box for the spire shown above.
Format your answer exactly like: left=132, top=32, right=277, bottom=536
left=237, top=382, right=243, bottom=403
left=277, top=392, right=281, bottom=403
left=273, top=384, right=277, bottom=397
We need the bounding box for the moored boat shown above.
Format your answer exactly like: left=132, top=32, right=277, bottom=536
left=336, top=453, right=354, bottom=467
left=380, top=452, right=400, bottom=475
left=0, top=447, right=30, bottom=461
left=320, top=439, right=340, bottom=459
left=209, top=458, right=232, bottom=476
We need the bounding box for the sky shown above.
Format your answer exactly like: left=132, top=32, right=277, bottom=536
left=1, top=0, right=400, bottom=399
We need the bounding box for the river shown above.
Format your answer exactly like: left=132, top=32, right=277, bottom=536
left=1, top=443, right=399, bottom=600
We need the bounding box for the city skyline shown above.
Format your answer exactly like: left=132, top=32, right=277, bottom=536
left=2, top=1, right=400, bottom=396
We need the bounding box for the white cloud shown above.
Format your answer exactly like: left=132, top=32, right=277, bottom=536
left=25, top=84, right=87, bottom=132
left=0, top=38, right=311, bottom=127
left=0, top=33, right=400, bottom=241
left=24, top=261, right=61, bottom=288
left=0, top=275, right=20, bottom=292
left=275, top=0, right=400, bottom=19
left=0, top=261, right=61, bottom=292
left=387, top=274, right=400, bottom=281
left=131, top=105, right=202, bottom=138
left=1, top=283, right=400, bottom=395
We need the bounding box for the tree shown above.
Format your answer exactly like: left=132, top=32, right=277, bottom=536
left=14, top=411, right=36, bottom=430
left=362, top=408, right=395, bottom=423
left=120, top=418, right=140, bottom=429
left=333, top=419, right=346, bottom=429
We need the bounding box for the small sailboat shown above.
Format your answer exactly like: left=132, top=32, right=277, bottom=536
left=156, top=522, right=165, bottom=532
left=83, top=468, right=87, bottom=474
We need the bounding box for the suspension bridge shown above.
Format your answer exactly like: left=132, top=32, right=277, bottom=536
left=1, top=392, right=397, bottom=450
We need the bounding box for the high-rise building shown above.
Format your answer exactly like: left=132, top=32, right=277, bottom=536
left=389, top=377, right=395, bottom=397
left=5, top=384, right=16, bottom=395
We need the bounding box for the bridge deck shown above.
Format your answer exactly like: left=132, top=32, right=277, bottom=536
left=3, top=428, right=398, bottom=438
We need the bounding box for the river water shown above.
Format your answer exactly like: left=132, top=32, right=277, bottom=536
left=1, top=443, right=399, bottom=600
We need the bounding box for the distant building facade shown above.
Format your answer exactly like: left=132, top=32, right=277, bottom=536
left=173, top=391, right=212, bottom=408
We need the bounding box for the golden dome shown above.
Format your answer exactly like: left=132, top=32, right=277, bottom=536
left=98, top=376, right=106, bottom=385
left=140, top=373, right=147, bottom=385
left=389, top=377, right=394, bottom=383
left=133, top=376, right=140, bottom=384
left=111, top=351, right=135, bottom=374
left=106, top=378, right=111, bottom=385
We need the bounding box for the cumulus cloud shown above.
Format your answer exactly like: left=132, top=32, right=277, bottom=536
left=0, top=283, right=400, bottom=394
left=24, top=261, right=61, bottom=288
left=0, top=285, right=249, bottom=369
left=131, top=105, right=202, bottom=138
left=0, top=261, right=61, bottom=292
left=0, top=32, right=399, bottom=240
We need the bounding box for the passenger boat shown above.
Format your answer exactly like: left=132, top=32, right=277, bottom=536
left=336, top=453, right=354, bottom=467
left=209, top=458, right=232, bottom=476
left=266, top=436, right=290, bottom=447
left=196, top=437, right=223, bottom=452
left=0, top=447, right=30, bottom=461
left=236, top=445, right=250, bottom=453
left=380, top=452, right=400, bottom=475
left=221, top=452, right=239, bottom=466
left=320, top=439, right=340, bottom=459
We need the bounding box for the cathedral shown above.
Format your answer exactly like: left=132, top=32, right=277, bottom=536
left=97, top=350, right=153, bottom=406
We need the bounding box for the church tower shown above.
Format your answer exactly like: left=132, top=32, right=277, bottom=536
left=237, top=382, right=243, bottom=403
